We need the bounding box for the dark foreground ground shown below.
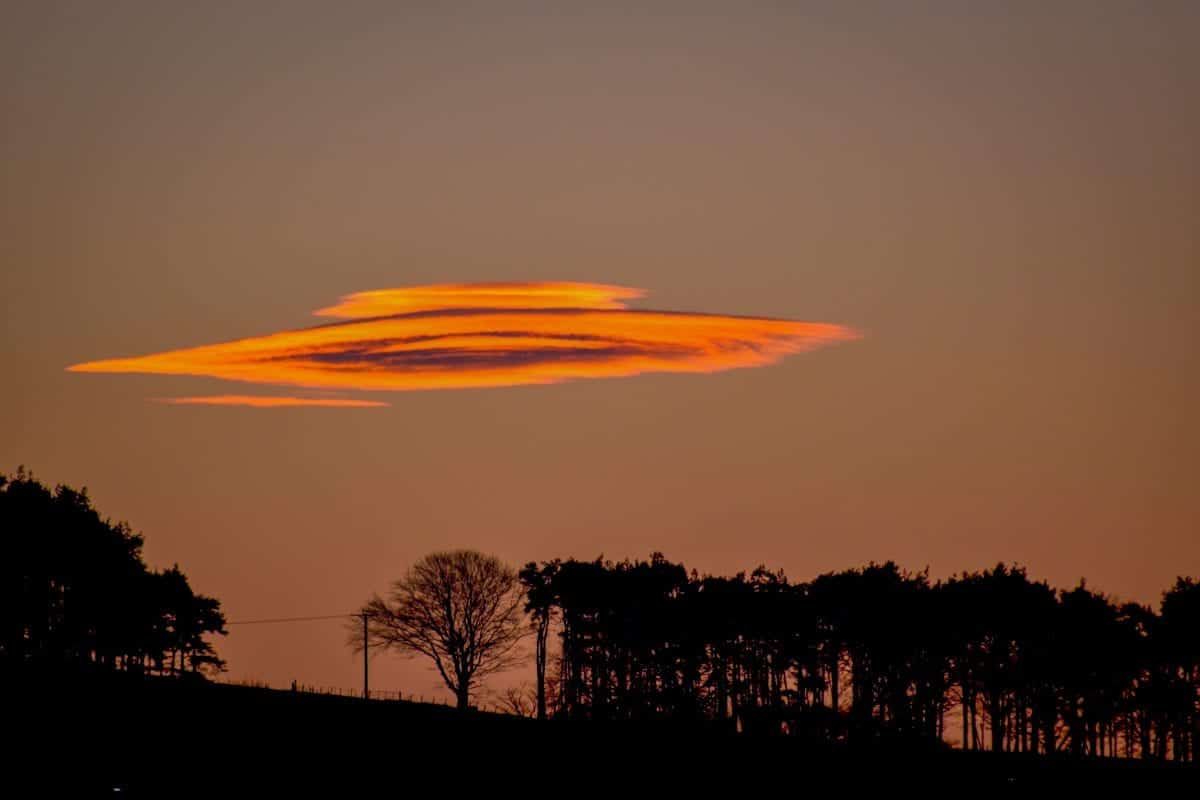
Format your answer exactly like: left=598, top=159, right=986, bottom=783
left=5, top=670, right=1197, bottom=795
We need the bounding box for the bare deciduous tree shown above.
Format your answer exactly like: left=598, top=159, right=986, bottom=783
left=351, top=550, right=526, bottom=710
left=490, top=683, right=537, bottom=717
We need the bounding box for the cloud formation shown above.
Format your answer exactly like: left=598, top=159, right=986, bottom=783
left=157, top=395, right=388, bottom=408
left=313, top=282, right=645, bottom=318
left=69, top=283, right=857, bottom=407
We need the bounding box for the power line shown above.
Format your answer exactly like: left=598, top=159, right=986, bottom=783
left=226, top=610, right=373, bottom=700
left=226, top=613, right=355, bottom=626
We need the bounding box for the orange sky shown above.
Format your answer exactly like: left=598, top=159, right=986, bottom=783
left=2, top=2, right=1197, bottom=703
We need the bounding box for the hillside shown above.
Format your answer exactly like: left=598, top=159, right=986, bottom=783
left=7, top=669, right=1196, bottom=794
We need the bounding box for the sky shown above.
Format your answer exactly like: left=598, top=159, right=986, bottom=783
left=2, top=1, right=1197, bottom=702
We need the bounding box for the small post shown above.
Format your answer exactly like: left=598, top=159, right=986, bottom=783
left=361, top=611, right=370, bottom=700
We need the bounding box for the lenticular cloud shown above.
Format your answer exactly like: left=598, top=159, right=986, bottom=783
left=69, top=283, right=858, bottom=407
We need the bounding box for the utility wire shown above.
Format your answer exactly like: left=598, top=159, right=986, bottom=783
left=226, top=613, right=358, bottom=626
left=224, top=611, right=376, bottom=700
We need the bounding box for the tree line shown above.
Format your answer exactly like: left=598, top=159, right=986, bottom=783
left=358, top=549, right=1199, bottom=761
left=0, top=469, right=226, bottom=676
left=516, top=554, right=1199, bottom=759
left=4, top=462, right=1195, bottom=760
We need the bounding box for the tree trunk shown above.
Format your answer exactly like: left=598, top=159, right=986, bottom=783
left=963, top=687, right=970, bottom=750
left=534, top=616, right=548, bottom=721
left=991, top=695, right=1003, bottom=752
left=829, top=650, right=839, bottom=714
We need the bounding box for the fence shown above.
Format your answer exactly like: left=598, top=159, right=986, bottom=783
left=220, top=678, right=453, bottom=706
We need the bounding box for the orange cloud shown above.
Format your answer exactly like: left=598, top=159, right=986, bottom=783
left=69, top=282, right=858, bottom=403
left=157, top=395, right=389, bottom=408
left=313, top=282, right=644, bottom=318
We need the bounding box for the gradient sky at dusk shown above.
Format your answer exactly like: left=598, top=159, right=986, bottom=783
left=2, top=2, right=1197, bottom=700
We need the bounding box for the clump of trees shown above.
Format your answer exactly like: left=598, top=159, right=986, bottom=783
left=0, top=468, right=226, bottom=676
left=518, top=554, right=1200, bottom=760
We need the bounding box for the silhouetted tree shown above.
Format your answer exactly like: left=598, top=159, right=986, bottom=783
left=352, top=550, right=526, bottom=710
left=1159, top=577, right=1200, bottom=760
left=0, top=468, right=226, bottom=676
left=942, top=564, right=1057, bottom=753
left=519, top=559, right=559, bottom=720
left=492, top=683, right=537, bottom=717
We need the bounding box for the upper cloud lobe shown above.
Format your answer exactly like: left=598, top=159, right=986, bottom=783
left=68, top=283, right=859, bottom=406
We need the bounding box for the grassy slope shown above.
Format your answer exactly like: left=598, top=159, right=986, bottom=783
left=6, top=670, right=1196, bottom=794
